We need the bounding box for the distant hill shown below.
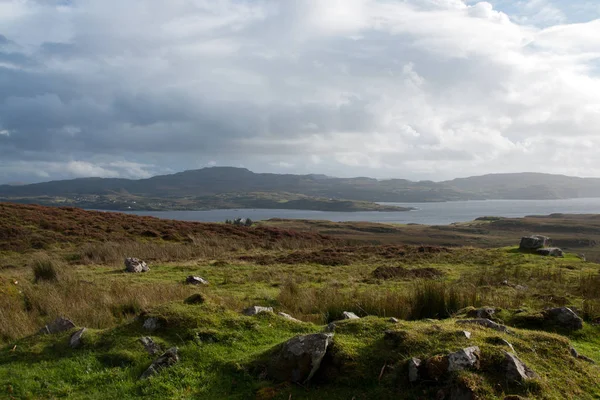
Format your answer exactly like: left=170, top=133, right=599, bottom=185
left=1, top=168, right=600, bottom=210
left=445, top=173, right=600, bottom=200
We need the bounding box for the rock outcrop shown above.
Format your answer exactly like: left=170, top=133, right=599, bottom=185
left=519, top=235, right=550, bottom=250
left=140, top=347, right=179, bottom=379
left=124, top=257, right=149, bottom=273
left=543, top=307, right=583, bottom=331
left=40, top=317, right=75, bottom=334
left=503, top=352, right=538, bottom=382
left=69, top=328, right=86, bottom=348
left=268, top=333, right=334, bottom=383
left=447, top=346, right=481, bottom=372
left=243, top=306, right=273, bottom=316
left=409, top=347, right=480, bottom=382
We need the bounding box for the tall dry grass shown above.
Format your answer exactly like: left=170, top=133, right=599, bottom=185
left=76, top=235, right=330, bottom=266
left=0, top=260, right=199, bottom=342
left=277, top=280, right=489, bottom=323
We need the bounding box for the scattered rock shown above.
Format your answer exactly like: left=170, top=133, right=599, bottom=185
left=570, top=347, right=595, bottom=364
left=503, top=352, right=538, bottom=382
left=40, top=317, right=75, bottom=334
left=342, top=311, right=360, bottom=320
left=124, top=257, right=149, bottom=273
left=277, top=312, right=302, bottom=323
left=456, top=319, right=510, bottom=333
left=185, top=276, right=209, bottom=285
left=536, top=247, right=563, bottom=257
left=519, top=235, right=550, bottom=250
left=514, top=285, right=528, bottom=291
left=69, top=328, right=86, bottom=348
left=408, top=357, right=422, bottom=383
left=140, top=347, right=179, bottom=379
left=143, top=317, right=160, bottom=332
left=447, top=346, right=480, bottom=372
left=184, top=293, right=206, bottom=305
left=325, top=322, right=336, bottom=332
left=243, top=306, right=273, bottom=316
left=466, top=307, right=496, bottom=320
left=388, top=317, right=400, bottom=323
left=140, top=337, right=162, bottom=356
left=267, top=333, right=334, bottom=383
left=457, top=331, right=472, bottom=339
left=543, top=307, right=583, bottom=331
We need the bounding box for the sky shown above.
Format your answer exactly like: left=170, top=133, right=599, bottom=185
left=0, top=0, right=599, bottom=184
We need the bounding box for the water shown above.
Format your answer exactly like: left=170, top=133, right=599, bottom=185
left=121, top=198, right=600, bottom=225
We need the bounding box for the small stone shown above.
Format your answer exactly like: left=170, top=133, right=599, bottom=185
left=503, top=352, right=538, bottom=382
left=408, top=357, right=422, bottom=382
left=514, top=285, right=527, bottom=291
left=325, top=322, right=336, bottom=332
left=458, top=331, right=472, bottom=339
left=342, top=311, right=360, bottom=320
left=388, top=317, right=400, bottom=323
left=277, top=312, right=302, bottom=323
left=571, top=347, right=595, bottom=363
left=124, top=257, right=149, bottom=273
left=69, top=328, right=86, bottom=348
left=570, top=346, right=579, bottom=358
left=143, top=317, right=160, bottom=332
left=40, top=317, right=75, bottom=334
left=140, top=337, right=162, bottom=356
left=185, top=276, right=208, bottom=285
left=447, top=346, right=480, bottom=372
left=140, top=347, right=179, bottom=380
left=243, top=306, right=273, bottom=316
left=456, top=318, right=511, bottom=333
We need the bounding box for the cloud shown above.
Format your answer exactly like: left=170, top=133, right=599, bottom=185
left=0, top=0, right=599, bottom=183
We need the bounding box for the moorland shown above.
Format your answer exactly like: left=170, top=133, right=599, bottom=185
left=1, top=202, right=599, bottom=399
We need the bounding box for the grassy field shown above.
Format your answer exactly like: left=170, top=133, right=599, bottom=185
left=1, top=203, right=599, bottom=399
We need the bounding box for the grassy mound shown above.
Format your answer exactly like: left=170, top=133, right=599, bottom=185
left=1, top=303, right=598, bottom=399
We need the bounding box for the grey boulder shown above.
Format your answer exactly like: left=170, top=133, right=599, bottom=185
left=503, top=352, right=538, bottom=382
left=143, top=317, right=160, bottom=332
left=277, top=312, right=302, bottom=323
left=185, top=276, right=209, bottom=285
left=543, top=307, right=583, bottom=331
left=40, top=317, right=75, bottom=334
left=519, top=235, right=550, bottom=250
left=466, top=307, right=496, bottom=320
left=537, top=247, right=564, bottom=257
left=268, top=333, right=334, bottom=383
left=243, top=306, right=273, bottom=316
left=448, top=346, right=480, bottom=372
left=125, top=257, right=149, bottom=273
left=69, top=328, right=86, bottom=348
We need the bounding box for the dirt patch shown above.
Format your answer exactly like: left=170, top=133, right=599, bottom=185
left=371, top=266, right=445, bottom=280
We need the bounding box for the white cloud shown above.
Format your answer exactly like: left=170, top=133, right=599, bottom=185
left=0, top=0, right=600, bottom=182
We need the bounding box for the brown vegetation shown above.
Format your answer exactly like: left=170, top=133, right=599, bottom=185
left=0, top=202, right=334, bottom=252
left=371, top=266, right=445, bottom=280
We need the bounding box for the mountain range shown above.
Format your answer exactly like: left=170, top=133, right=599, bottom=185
left=1, top=167, right=600, bottom=211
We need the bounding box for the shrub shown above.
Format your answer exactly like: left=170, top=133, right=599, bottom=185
left=32, top=258, right=61, bottom=283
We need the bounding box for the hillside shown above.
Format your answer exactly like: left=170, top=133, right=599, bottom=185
left=3, top=168, right=600, bottom=211
left=1, top=204, right=600, bottom=399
